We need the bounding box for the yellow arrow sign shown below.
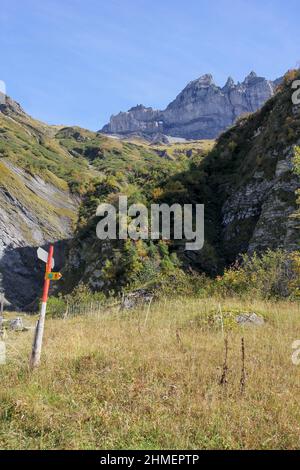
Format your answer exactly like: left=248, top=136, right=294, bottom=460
left=45, top=272, right=62, bottom=281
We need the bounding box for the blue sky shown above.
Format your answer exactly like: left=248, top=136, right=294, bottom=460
left=0, top=0, right=299, bottom=130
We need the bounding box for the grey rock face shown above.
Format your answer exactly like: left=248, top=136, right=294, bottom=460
left=0, top=95, right=25, bottom=116
left=0, top=161, right=78, bottom=310
left=102, top=105, right=163, bottom=135
left=221, top=144, right=300, bottom=258
left=102, top=72, right=280, bottom=139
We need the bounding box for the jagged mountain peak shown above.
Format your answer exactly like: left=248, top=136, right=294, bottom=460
left=244, top=71, right=258, bottom=81
left=102, top=72, right=282, bottom=139
left=187, top=73, right=215, bottom=88
left=223, top=76, right=235, bottom=90
left=128, top=104, right=153, bottom=113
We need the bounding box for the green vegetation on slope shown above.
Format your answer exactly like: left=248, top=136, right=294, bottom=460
left=0, top=99, right=211, bottom=245
left=0, top=113, right=93, bottom=193
left=0, top=98, right=216, bottom=305
left=55, top=127, right=209, bottom=187
left=60, top=71, right=300, bottom=298
left=54, top=128, right=215, bottom=294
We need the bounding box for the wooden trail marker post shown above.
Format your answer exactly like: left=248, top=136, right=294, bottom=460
left=0, top=293, right=4, bottom=334
left=30, top=245, right=62, bottom=369
left=0, top=293, right=4, bottom=316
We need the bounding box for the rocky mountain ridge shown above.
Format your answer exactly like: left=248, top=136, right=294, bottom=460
left=102, top=72, right=281, bottom=139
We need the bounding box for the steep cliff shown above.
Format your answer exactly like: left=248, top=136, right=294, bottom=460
left=180, top=70, right=300, bottom=267
left=102, top=72, right=280, bottom=139
left=216, top=73, right=300, bottom=262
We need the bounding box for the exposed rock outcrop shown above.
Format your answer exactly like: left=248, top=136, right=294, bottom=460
left=211, top=74, right=300, bottom=262
left=102, top=72, right=281, bottom=139
left=0, top=160, right=78, bottom=309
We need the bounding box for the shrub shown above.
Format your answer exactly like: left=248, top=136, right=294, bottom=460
left=47, top=285, right=107, bottom=318
left=46, top=296, right=67, bottom=318
left=158, top=270, right=210, bottom=298
left=289, top=252, right=300, bottom=299
left=212, top=250, right=300, bottom=300
left=293, top=146, right=300, bottom=176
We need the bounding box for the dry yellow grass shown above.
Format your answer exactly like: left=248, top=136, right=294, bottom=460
left=1, top=297, right=300, bottom=450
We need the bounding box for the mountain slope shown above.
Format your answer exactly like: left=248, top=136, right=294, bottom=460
left=0, top=99, right=92, bottom=308
left=61, top=71, right=300, bottom=296
left=1, top=71, right=299, bottom=306
left=0, top=96, right=209, bottom=307
left=102, top=72, right=280, bottom=140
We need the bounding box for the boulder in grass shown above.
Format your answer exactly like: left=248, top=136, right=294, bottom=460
left=121, top=289, right=154, bottom=310
left=236, top=312, right=265, bottom=326
left=9, top=317, right=24, bottom=331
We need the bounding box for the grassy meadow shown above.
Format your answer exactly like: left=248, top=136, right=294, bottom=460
left=1, top=296, right=300, bottom=450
